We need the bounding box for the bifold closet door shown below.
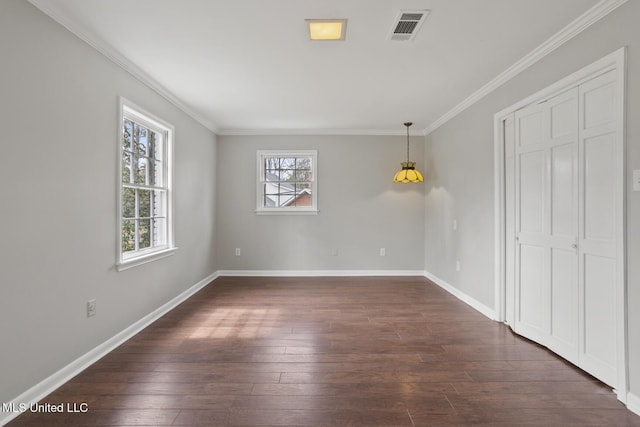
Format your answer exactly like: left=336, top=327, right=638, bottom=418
left=578, top=70, right=619, bottom=386
left=513, top=70, right=620, bottom=388
left=514, top=87, right=579, bottom=363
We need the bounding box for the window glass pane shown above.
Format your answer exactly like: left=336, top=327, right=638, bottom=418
left=265, top=168, right=279, bottom=181
left=122, top=220, right=135, bottom=252
left=134, top=124, right=148, bottom=155
left=280, top=157, right=295, bottom=169
left=123, top=119, right=132, bottom=151
left=147, top=130, right=156, bottom=159
left=280, top=158, right=295, bottom=182
left=139, top=189, right=152, bottom=218
left=122, top=187, right=135, bottom=218
left=263, top=186, right=275, bottom=207
left=264, top=157, right=278, bottom=180
left=295, top=168, right=312, bottom=181
left=296, top=157, right=312, bottom=170
left=279, top=168, right=294, bottom=182
left=292, top=184, right=312, bottom=207
left=121, top=152, right=132, bottom=184
left=134, top=155, right=147, bottom=185
left=138, top=219, right=151, bottom=249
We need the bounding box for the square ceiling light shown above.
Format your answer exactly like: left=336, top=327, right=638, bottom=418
left=306, top=19, right=347, bottom=41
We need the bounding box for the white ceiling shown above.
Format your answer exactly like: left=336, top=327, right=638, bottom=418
left=29, top=0, right=602, bottom=135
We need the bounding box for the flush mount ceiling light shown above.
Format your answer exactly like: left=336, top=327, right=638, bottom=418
left=393, top=122, right=424, bottom=184
left=305, top=19, right=347, bottom=41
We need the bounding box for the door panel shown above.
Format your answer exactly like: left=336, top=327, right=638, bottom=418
left=518, top=111, right=545, bottom=147
left=583, top=254, right=616, bottom=385
left=519, top=151, right=545, bottom=234
left=550, top=144, right=575, bottom=238
left=551, top=96, right=577, bottom=138
left=518, top=244, right=547, bottom=334
left=549, top=247, right=577, bottom=360
left=547, top=88, right=579, bottom=361
left=514, top=103, right=549, bottom=342
left=578, top=70, right=618, bottom=386
left=584, top=82, right=615, bottom=129
left=514, top=89, right=579, bottom=363
left=583, top=133, right=616, bottom=241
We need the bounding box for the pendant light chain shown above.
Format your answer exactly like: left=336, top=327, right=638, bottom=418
left=405, top=122, right=411, bottom=163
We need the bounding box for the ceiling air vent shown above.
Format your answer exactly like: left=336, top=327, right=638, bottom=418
left=389, top=10, right=430, bottom=41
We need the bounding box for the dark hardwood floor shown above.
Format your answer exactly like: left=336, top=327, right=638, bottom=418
left=7, top=276, right=639, bottom=426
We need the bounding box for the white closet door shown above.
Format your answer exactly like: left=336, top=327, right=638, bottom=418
left=546, top=88, right=579, bottom=362
left=505, top=51, right=624, bottom=393
left=514, top=88, right=579, bottom=362
left=514, top=101, right=550, bottom=345
left=578, top=70, right=619, bottom=386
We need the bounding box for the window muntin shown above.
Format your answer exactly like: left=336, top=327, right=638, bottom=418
left=257, top=150, right=317, bottom=214
left=118, top=100, right=174, bottom=269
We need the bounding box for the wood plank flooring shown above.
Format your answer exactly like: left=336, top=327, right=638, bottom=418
left=7, top=276, right=639, bottom=426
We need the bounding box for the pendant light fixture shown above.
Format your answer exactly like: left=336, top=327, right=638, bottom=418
left=393, top=122, right=424, bottom=183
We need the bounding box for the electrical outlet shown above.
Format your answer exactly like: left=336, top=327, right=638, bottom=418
left=453, top=219, right=457, bottom=231
left=331, top=248, right=338, bottom=256
left=455, top=261, right=461, bottom=272
left=87, top=299, right=96, bottom=317
left=380, top=248, right=386, bottom=257
left=235, top=248, right=241, bottom=256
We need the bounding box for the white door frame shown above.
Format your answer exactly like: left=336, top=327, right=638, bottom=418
left=493, top=47, right=627, bottom=402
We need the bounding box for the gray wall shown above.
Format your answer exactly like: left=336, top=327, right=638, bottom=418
left=0, top=0, right=218, bottom=404
left=423, top=0, right=640, bottom=399
left=217, top=135, right=425, bottom=272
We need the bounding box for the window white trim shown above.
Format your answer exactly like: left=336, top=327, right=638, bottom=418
left=256, top=150, right=318, bottom=215
left=117, top=97, right=176, bottom=270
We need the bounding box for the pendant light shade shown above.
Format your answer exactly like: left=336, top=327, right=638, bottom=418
left=393, top=122, right=423, bottom=183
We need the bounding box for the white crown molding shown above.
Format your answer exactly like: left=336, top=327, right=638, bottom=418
left=0, top=271, right=219, bottom=427
left=423, top=0, right=628, bottom=136
left=27, top=0, right=219, bottom=134
left=218, top=128, right=427, bottom=137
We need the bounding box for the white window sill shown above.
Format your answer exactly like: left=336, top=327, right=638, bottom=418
left=116, top=247, right=178, bottom=271
left=255, top=209, right=319, bottom=216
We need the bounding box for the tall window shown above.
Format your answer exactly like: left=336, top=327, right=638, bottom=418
left=256, top=150, right=317, bottom=214
left=118, top=99, right=175, bottom=270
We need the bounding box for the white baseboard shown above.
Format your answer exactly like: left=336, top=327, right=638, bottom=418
left=0, top=271, right=219, bottom=427
left=423, top=270, right=497, bottom=320
left=217, top=269, right=427, bottom=277
left=627, top=392, right=640, bottom=417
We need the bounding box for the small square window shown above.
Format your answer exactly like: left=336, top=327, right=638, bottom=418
left=256, top=150, right=317, bottom=215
